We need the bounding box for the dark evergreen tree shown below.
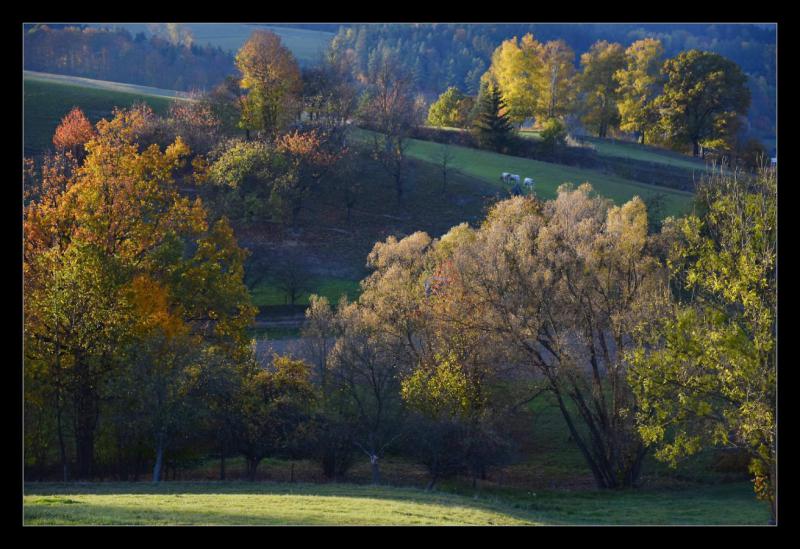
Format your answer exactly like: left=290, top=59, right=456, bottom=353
left=472, top=82, right=514, bottom=152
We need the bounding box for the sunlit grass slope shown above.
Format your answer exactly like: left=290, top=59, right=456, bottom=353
left=23, top=481, right=768, bottom=525
left=24, top=482, right=542, bottom=525
left=352, top=129, right=693, bottom=220
left=520, top=129, right=712, bottom=172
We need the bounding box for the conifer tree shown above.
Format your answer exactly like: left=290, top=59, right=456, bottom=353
left=472, top=82, right=514, bottom=152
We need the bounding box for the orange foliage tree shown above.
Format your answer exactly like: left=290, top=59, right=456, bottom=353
left=24, top=106, right=256, bottom=480
left=52, top=107, right=95, bottom=160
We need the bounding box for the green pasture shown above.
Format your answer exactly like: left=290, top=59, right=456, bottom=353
left=352, top=129, right=695, bottom=220
left=23, top=77, right=174, bottom=155
left=520, top=129, right=711, bottom=172
left=250, top=276, right=361, bottom=310
left=23, top=480, right=768, bottom=525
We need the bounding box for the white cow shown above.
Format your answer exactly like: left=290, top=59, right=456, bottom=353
left=509, top=174, right=520, bottom=184
left=501, top=172, right=511, bottom=183
left=523, top=177, right=534, bottom=188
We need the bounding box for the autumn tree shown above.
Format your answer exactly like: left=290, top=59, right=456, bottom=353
left=204, top=76, right=246, bottom=136
left=431, top=190, right=669, bottom=489
left=233, top=355, right=317, bottom=481
left=614, top=38, right=665, bottom=144
left=167, top=98, right=221, bottom=156
left=203, top=138, right=273, bottom=222
left=272, top=255, right=313, bottom=306
left=274, top=128, right=343, bottom=226
left=359, top=53, right=418, bottom=203
left=485, top=34, right=543, bottom=126
left=326, top=299, right=407, bottom=484
left=538, top=40, right=577, bottom=121
left=627, top=167, right=776, bottom=521
left=301, top=52, right=360, bottom=128
left=579, top=41, right=627, bottom=138
left=236, top=30, right=302, bottom=138
left=427, top=87, right=473, bottom=128
left=655, top=50, right=750, bottom=157
left=52, top=107, right=95, bottom=160
left=24, top=107, right=256, bottom=480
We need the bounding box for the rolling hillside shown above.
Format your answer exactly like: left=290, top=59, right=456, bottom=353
left=23, top=74, right=179, bottom=155
left=23, top=481, right=768, bottom=525
left=352, top=128, right=695, bottom=220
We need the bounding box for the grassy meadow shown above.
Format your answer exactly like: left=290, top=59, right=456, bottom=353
left=23, top=481, right=768, bottom=525
left=23, top=77, right=174, bottom=155
left=519, top=129, right=713, bottom=172
left=251, top=276, right=361, bottom=311
left=352, top=129, right=694, bottom=220
left=23, top=390, right=769, bottom=526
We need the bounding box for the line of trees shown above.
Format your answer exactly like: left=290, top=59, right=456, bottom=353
left=328, top=23, right=775, bottom=149
left=24, top=25, right=235, bottom=92
left=426, top=34, right=759, bottom=165
left=24, top=29, right=776, bottom=523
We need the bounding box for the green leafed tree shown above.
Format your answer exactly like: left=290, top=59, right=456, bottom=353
left=427, top=87, right=473, bottom=128
left=655, top=50, right=751, bottom=157
left=627, top=167, right=776, bottom=522
left=578, top=41, right=627, bottom=138
left=615, top=38, right=665, bottom=144
left=484, top=34, right=543, bottom=126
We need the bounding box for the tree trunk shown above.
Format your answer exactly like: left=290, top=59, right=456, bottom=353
left=395, top=173, right=403, bottom=204
left=370, top=454, right=381, bottom=485
left=692, top=140, right=700, bottom=157
left=247, top=458, right=260, bottom=481
left=219, top=443, right=226, bottom=481
left=73, top=357, right=98, bottom=480
left=56, top=399, right=69, bottom=482
left=426, top=473, right=438, bottom=491
left=75, top=429, right=95, bottom=480
left=152, top=437, right=164, bottom=483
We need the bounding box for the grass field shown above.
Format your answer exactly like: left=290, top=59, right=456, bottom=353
left=91, top=23, right=334, bottom=64
left=250, top=276, right=361, bottom=309
left=23, top=481, right=768, bottom=525
left=368, top=131, right=695, bottom=219
left=23, top=77, right=175, bottom=155
left=520, top=129, right=712, bottom=172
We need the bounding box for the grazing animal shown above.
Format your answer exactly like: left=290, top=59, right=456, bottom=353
left=523, top=177, right=534, bottom=188
left=501, top=172, right=510, bottom=183
left=509, top=174, right=520, bottom=184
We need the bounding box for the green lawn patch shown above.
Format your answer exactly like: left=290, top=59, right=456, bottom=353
left=250, top=276, right=361, bottom=310
left=24, top=77, right=174, bottom=155
left=23, top=482, right=542, bottom=525
left=352, top=128, right=693, bottom=220
left=23, top=480, right=768, bottom=525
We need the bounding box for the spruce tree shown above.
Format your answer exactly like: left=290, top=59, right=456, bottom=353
left=472, top=82, right=514, bottom=152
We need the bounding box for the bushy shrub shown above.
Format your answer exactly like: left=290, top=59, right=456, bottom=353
left=540, top=118, right=567, bottom=148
